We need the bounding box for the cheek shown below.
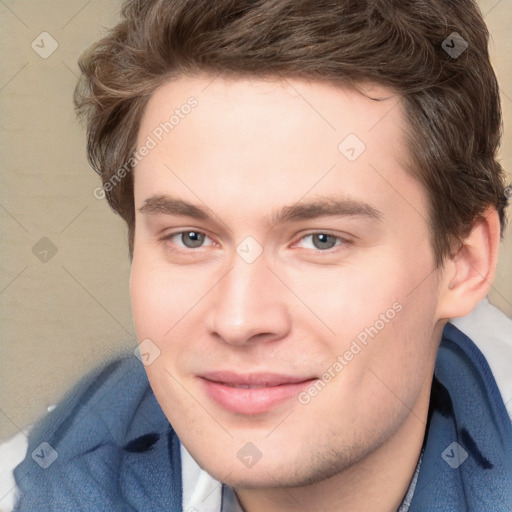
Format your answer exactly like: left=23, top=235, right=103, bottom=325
left=129, top=255, right=199, bottom=409
left=130, top=258, right=164, bottom=340
left=130, top=249, right=203, bottom=340
left=298, top=254, right=438, bottom=401
left=296, top=294, right=437, bottom=447
left=283, top=256, right=406, bottom=343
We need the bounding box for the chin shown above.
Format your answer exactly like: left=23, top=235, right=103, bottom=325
left=192, top=441, right=362, bottom=490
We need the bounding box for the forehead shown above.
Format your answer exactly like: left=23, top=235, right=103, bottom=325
left=134, top=74, right=427, bottom=227
left=139, top=74, right=407, bottom=147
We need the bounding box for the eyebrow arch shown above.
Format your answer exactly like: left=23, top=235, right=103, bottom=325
left=270, top=196, right=382, bottom=226
left=138, top=194, right=382, bottom=227
left=139, top=194, right=210, bottom=220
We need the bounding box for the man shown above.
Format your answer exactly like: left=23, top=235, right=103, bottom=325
left=11, top=0, right=512, bottom=510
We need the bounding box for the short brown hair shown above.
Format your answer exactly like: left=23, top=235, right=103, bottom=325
left=74, top=0, right=509, bottom=265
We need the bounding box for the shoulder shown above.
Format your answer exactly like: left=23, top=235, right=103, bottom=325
left=449, top=298, right=512, bottom=418
left=22, top=353, right=152, bottom=452
left=9, top=353, right=180, bottom=511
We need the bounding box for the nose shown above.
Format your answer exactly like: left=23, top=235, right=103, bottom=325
left=205, top=252, right=291, bottom=346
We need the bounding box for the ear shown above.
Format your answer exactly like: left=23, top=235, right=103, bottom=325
left=436, top=208, right=501, bottom=320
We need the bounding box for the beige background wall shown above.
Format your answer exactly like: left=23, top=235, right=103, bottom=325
left=1, top=0, right=511, bottom=444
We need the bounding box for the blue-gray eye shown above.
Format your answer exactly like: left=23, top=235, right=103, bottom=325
left=181, top=231, right=205, bottom=248
left=310, top=233, right=338, bottom=250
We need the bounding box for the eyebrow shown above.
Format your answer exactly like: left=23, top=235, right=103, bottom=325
left=138, top=194, right=382, bottom=227
left=139, top=195, right=210, bottom=220
left=271, top=196, right=382, bottom=225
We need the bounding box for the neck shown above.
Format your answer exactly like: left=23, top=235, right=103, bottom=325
left=234, top=376, right=432, bottom=512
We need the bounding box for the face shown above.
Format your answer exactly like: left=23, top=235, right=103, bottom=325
left=130, top=74, right=443, bottom=488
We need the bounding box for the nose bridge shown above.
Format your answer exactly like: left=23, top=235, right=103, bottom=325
left=207, top=249, right=289, bottom=344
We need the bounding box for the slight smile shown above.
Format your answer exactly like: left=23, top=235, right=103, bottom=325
left=199, top=372, right=318, bottom=415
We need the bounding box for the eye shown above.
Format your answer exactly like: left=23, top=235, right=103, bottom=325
left=163, top=230, right=214, bottom=249
left=295, top=233, right=346, bottom=251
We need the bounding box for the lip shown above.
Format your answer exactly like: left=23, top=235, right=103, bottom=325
left=199, top=371, right=317, bottom=415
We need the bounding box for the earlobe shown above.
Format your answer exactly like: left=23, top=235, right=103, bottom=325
left=437, top=208, right=501, bottom=320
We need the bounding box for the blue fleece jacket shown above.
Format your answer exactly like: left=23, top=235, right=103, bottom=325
left=13, top=324, right=512, bottom=511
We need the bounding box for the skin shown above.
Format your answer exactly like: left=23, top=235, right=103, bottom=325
left=129, top=74, right=499, bottom=511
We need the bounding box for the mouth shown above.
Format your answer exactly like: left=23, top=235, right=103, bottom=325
left=198, top=371, right=318, bottom=415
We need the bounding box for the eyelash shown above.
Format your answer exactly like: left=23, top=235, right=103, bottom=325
left=295, top=232, right=350, bottom=250
left=159, top=230, right=352, bottom=254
